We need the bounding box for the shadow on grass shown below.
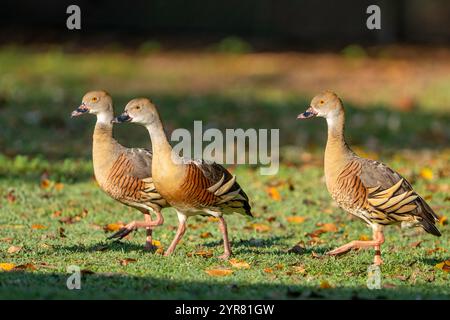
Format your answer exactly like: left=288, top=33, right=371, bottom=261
left=0, top=271, right=449, bottom=299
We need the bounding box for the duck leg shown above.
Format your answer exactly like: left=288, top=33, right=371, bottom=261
left=164, top=212, right=187, bottom=256
left=108, top=209, right=164, bottom=241
left=144, top=213, right=155, bottom=251
left=217, top=216, right=232, bottom=260
left=327, top=227, right=385, bottom=265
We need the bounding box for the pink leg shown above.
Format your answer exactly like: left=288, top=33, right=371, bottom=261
left=164, top=212, right=187, bottom=256
left=217, top=216, right=232, bottom=260
left=108, top=209, right=164, bottom=241
left=327, top=228, right=385, bottom=265
left=144, top=213, right=154, bottom=251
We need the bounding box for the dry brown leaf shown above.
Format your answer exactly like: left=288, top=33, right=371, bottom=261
left=205, top=268, right=233, bottom=277
left=410, top=240, right=422, bottom=248
left=188, top=250, right=213, bottom=258
left=0, top=238, right=13, bottom=243
left=6, top=191, right=16, bottom=203
left=438, top=215, right=448, bottom=226
left=31, top=224, right=47, bottom=230
left=14, top=263, right=37, bottom=271
left=435, top=260, right=450, bottom=272
left=320, top=280, right=332, bottom=289
left=229, top=258, right=250, bottom=269
left=52, top=210, right=62, bottom=218
left=155, top=247, right=165, bottom=255
left=286, top=216, right=306, bottom=224
left=119, top=258, right=137, bottom=266
left=200, top=232, right=213, bottom=239
left=7, top=245, right=22, bottom=254
left=263, top=268, right=273, bottom=273
left=0, top=263, right=15, bottom=271
left=266, top=187, right=281, bottom=201
left=40, top=179, right=51, bottom=189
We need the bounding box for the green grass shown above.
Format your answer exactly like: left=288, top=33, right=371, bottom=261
left=0, top=47, right=449, bottom=299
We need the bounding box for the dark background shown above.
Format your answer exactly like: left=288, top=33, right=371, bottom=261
left=1, top=0, right=449, bottom=49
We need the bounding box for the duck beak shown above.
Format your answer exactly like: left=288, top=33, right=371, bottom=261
left=112, top=112, right=132, bottom=123
left=71, top=103, right=90, bottom=117
left=297, top=106, right=318, bottom=119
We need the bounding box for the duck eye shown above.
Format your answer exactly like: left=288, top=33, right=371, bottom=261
left=319, top=100, right=324, bottom=104
left=91, top=97, right=98, bottom=102
left=136, top=106, right=141, bottom=110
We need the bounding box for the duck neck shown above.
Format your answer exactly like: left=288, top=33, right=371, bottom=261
left=324, top=111, right=354, bottom=190
left=93, top=111, right=116, bottom=184
left=145, top=119, right=183, bottom=181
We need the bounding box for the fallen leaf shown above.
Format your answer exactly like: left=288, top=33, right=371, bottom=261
left=320, top=280, right=332, bottom=289
left=14, top=263, right=37, bottom=271
left=263, top=268, right=273, bottom=273
left=0, top=238, right=13, bottom=243
left=0, top=263, right=15, bottom=271
left=410, top=240, right=422, bottom=248
left=286, top=216, right=306, bottom=224
left=292, top=265, right=306, bottom=274
left=155, top=247, right=164, bottom=255
left=54, top=183, right=64, bottom=191
left=52, top=210, right=62, bottom=218
left=435, top=260, right=450, bottom=272
left=207, top=217, right=219, bottom=222
left=320, top=223, right=338, bottom=232
left=152, top=240, right=161, bottom=247
left=229, top=258, right=250, bottom=269
left=394, top=275, right=409, bottom=281
left=188, top=250, right=213, bottom=258
left=119, top=258, right=137, bottom=266
left=438, top=216, right=448, bottom=226
left=359, top=234, right=370, bottom=241
left=31, top=224, right=47, bottom=230
left=104, top=222, right=125, bottom=232
left=249, top=223, right=271, bottom=233
left=420, top=168, right=433, bottom=181
left=6, top=191, right=16, bottom=203
left=40, top=179, right=51, bottom=189
left=7, top=245, right=22, bottom=254
left=275, top=264, right=284, bottom=270
left=200, top=232, right=213, bottom=239
left=205, top=268, right=233, bottom=277
left=81, top=269, right=95, bottom=275
left=266, top=187, right=281, bottom=201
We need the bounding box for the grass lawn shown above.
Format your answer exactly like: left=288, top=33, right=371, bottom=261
left=0, top=46, right=449, bottom=299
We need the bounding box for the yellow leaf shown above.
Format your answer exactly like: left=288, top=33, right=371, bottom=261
left=229, top=258, right=250, bottom=269
left=0, top=263, right=15, bottom=271
left=286, top=216, right=306, bottom=224
left=292, top=265, right=306, bottom=274
left=439, top=216, right=448, bottom=226
left=250, top=223, right=271, bottom=233
left=435, top=260, right=450, bottom=272
left=267, top=187, right=281, bottom=201
left=104, top=223, right=125, bottom=232
left=320, top=280, right=332, bottom=289
left=263, top=268, right=273, bottom=273
left=7, top=245, right=22, bottom=254
left=321, top=223, right=338, bottom=232
left=205, top=269, right=233, bottom=277
left=188, top=250, right=213, bottom=258
left=155, top=247, right=164, bottom=255
left=31, top=224, right=47, bottom=230
left=152, top=240, right=161, bottom=247
left=359, top=234, right=370, bottom=241
left=420, top=168, right=433, bottom=181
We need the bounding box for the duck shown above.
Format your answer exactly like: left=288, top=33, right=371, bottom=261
left=71, top=90, right=168, bottom=250
left=297, top=91, right=441, bottom=265
left=113, top=98, right=252, bottom=259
